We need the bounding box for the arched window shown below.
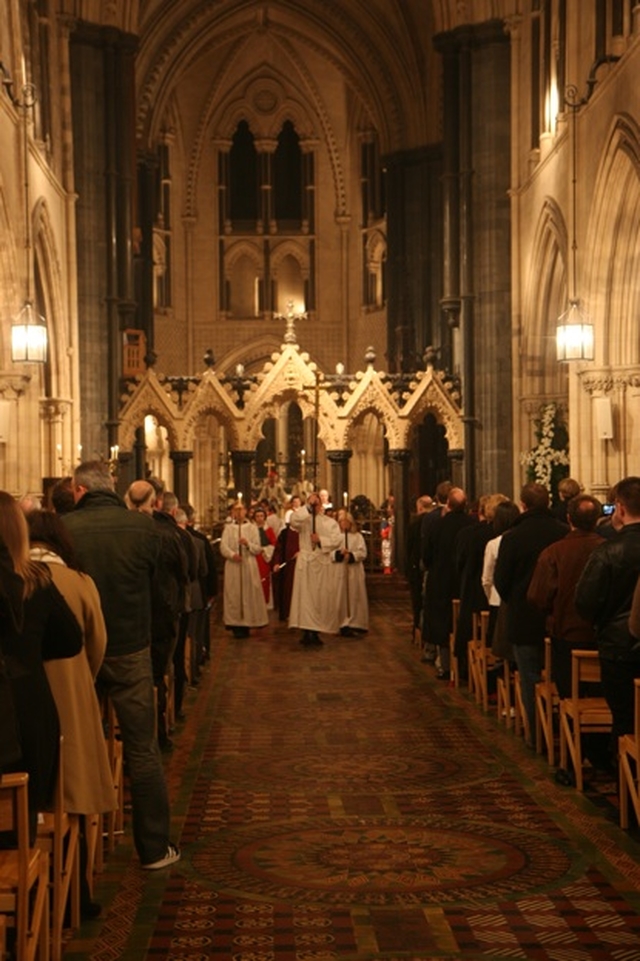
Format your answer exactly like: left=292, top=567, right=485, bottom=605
left=274, top=120, right=302, bottom=226
left=229, top=121, right=258, bottom=223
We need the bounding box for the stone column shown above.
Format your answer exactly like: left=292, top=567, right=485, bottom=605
left=115, top=450, right=134, bottom=496
left=170, top=450, right=193, bottom=505
left=387, top=448, right=412, bottom=575
left=230, top=450, right=256, bottom=504
left=326, top=449, right=352, bottom=511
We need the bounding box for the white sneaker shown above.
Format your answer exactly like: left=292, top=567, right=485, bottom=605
left=142, top=843, right=181, bottom=870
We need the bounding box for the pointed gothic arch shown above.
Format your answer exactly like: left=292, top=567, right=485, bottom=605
left=586, top=114, right=640, bottom=368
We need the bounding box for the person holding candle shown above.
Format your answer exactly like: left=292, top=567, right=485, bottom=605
left=333, top=510, right=369, bottom=636
left=220, top=499, right=268, bottom=638
left=289, top=491, right=343, bottom=645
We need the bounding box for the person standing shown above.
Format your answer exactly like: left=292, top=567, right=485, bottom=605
left=252, top=506, right=277, bottom=606
left=407, top=495, right=433, bottom=644
left=0, top=492, right=83, bottom=840
left=494, top=482, right=568, bottom=742
left=333, top=509, right=369, bottom=636
left=423, top=487, right=476, bottom=679
left=272, top=499, right=301, bottom=621
left=576, top=476, right=640, bottom=744
left=289, top=491, right=343, bottom=645
left=219, top=500, right=268, bottom=638
left=63, top=461, right=180, bottom=870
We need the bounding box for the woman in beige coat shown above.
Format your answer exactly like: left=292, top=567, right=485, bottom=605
left=28, top=510, right=116, bottom=816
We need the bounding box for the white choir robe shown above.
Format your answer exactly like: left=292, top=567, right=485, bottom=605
left=333, top=531, right=369, bottom=631
left=288, top=506, right=343, bottom=633
left=220, top=520, right=269, bottom=627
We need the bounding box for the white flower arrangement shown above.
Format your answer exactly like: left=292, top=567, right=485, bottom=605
left=520, top=402, right=570, bottom=490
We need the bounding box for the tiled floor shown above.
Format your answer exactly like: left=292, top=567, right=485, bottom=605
left=64, top=575, right=640, bottom=959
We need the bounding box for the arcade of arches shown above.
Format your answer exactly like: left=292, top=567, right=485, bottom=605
left=2, top=1, right=640, bottom=548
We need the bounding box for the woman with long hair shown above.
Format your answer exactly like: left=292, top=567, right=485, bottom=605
left=0, top=491, right=82, bottom=837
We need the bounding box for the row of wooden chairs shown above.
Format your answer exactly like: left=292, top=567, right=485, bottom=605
left=0, top=734, right=83, bottom=961
left=453, top=607, right=617, bottom=798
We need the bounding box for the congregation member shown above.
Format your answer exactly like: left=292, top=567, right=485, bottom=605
left=576, top=476, right=640, bottom=744
left=272, top=497, right=301, bottom=621
left=0, top=491, right=83, bottom=840
left=552, top=477, right=582, bottom=522
left=27, top=509, right=117, bottom=916
left=181, top=502, right=218, bottom=668
left=481, top=500, right=521, bottom=656
left=419, top=480, right=452, bottom=663
left=50, top=475, right=75, bottom=514
left=407, top=495, right=433, bottom=644
left=423, top=486, right=476, bottom=679
left=176, top=507, right=209, bottom=688
left=220, top=499, right=269, bottom=638
left=454, top=493, right=508, bottom=678
left=252, top=505, right=277, bottom=606
left=289, top=490, right=343, bottom=645
left=494, top=482, right=568, bottom=742
left=630, top=573, right=640, bottom=640
left=126, top=479, right=189, bottom=750
left=527, top=494, right=604, bottom=697
left=63, top=461, right=180, bottom=870
left=333, top=509, right=369, bottom=636
left=527, top=493, right=611, bottom=780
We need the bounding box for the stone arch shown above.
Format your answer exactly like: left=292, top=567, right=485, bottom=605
left=33, top=199, right=67, bottom=394
left=521, top=197, right=568, bottom=403
left=0, top=182, right=19, bottom=369
left=118, top=377, right=182, bottom=452
left=586, top=114, right=640, bottom=367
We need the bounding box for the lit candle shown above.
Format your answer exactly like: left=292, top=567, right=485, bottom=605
left=343, top=491, right=348, bottom=507
left=237, top=491, right=243, bottom=503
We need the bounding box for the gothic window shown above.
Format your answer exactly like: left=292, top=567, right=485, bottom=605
left=363, top=231, right=387, bottom=310
left=154, top=142, right=172, bottom=308
left=229, top=120, right=258, bottom=224
left=274, top=253, right=304, bottom=315
left=360, top=135, right=385, bottom=225
left=274, top=120, right=302, bottom=226
left=228, top=253, right=261, bottom=318
left=531, top=1, right=567, bottom=146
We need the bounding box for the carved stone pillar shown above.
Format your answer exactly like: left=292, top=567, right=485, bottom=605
left=388, top=448, right=412, bottom=575
left=115, top=450, right=135, bottom=496
left=230, top=450, right=256, bottom=504
left=326, top=449, right=352, bottom=511
left=170, top=450, right=193, bottom=505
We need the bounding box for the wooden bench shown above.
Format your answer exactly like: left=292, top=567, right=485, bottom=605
left=559, top=649, right=612, bottom=792
left=619, top=677, right=640, bottom=829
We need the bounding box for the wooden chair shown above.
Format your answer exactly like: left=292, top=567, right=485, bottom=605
left=535, top=637, right=558, bottom=765
left=513, top=670, right=532, bottom=744
left=449, top=598, right=460, bottom=687
left=0, top=773, right=50, bottom=961
left=559, top=649, right=612, bottom=792
left=475, top=611, right=497, bottom=713
left=496, top=660, right=514, bottom=729
left=93, top=696, right=124, bottom=867
left=36, top=738, right=81, bottom=961
left=619, top=677, right=640, bottom=829
left=467, top=612, right=482, bottom=701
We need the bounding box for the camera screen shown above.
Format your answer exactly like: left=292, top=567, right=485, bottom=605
left=602, top=504, right=615, bottom=516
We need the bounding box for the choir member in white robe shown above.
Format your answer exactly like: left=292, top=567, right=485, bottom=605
left=333, top=510, right=369, bottom=635
left=220, top=501, right=268, bottom=637
left=288, top=492, right=343, bottom=645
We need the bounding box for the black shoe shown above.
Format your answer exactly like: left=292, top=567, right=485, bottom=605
left=554, top=767, right=575, bottom=787
left=436, top=669, right=449, bottom=680
left=340, top=626, right=356, bottom=637
left=81, top=900, right=102, bottom=921
left=159, top=737, right=174, bottom=754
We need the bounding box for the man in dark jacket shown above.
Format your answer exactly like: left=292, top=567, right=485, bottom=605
left=126, top=479, right=189, bottom=750
left=494, top=482, right=568, bottom=741
left=63, top=461, right=180, bottom=870
left=575, top=476, right=640, bottom=743
left=423, top=487, right=476, bottom=679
